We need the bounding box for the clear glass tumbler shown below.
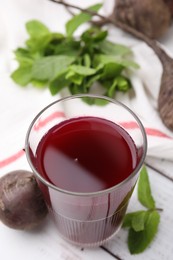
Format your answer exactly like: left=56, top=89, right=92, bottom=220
left=25, top=94, right=147, bottom=247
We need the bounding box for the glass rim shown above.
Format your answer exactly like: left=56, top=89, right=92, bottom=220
left=25, top=94, right=147, bottom=197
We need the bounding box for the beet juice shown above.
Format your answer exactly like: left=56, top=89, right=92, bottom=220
left=32, top=116, right=140, bottom=246
left=36, top=116, right=137, bottom=192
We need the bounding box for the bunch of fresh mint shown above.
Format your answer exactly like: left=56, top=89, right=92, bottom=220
left=123, top=166, right=161, bottom=254
left=11, top=4, right=139, bottom=104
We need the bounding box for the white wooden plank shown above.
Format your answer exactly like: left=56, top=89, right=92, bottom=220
left=146, top=156, right=173, bottom=180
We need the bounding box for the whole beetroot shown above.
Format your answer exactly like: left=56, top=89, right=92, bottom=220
left=0, top=170, right=48, bottom=230
left=113, top=0, right=172, bottom=39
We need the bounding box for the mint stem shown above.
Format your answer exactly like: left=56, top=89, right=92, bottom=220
left=156, top=208, right=163, bottom=212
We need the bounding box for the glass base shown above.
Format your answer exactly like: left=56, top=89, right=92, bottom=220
left=50, top=207, right=125, bottom=248
left=59, top=225, right=122, bottom=248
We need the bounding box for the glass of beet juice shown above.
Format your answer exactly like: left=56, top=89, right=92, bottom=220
left=25, top=94, right=147, bottom=247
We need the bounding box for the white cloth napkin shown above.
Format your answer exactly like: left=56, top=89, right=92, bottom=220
left=0, top=0, right=173, bottom=177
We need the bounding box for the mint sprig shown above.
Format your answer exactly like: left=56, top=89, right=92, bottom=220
left=65, top=3, right=102, bottom=37
left=138, top=165, right=155, bottom=209
left=122, top=166, right=161, bottom=254
left=11, top=3, right=139, bottom=105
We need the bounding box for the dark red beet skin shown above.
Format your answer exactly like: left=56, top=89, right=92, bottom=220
left=0, top=170, right=48, bottom=230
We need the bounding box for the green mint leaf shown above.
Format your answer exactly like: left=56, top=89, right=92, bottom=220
left=65, top=70, right=75, bottom=80
left=31, top=79, right=47, bottom=88
left=65, top=3, right=102, bottom=37
left=11, top=65, right=33, bottom=86
left=26, top=34, right=52, bottom=52
left=69, top=81, right=89, bottom=96
left=83, top=54, right=91, bottom=68
left=31, top=55, right=75, bottom=80
left=14, top=48, right=34, bottom=62
left=69, top=84, right=80, bottom=95
left=26, top=20, right=50, bottom=38
left=122, top=210, right=147, bottom=229
left=138, top=166, right=156, bottom=209
left=49, top=72, right=69, bottom=95
left=43, top=33, right=65, bottom=55
left=25, top=20, right=51, bottom=53
left=94, top=98, right=109, bottom=106
left=98, top=40, right=132, bottom=56
left=69, top=65, right=96, bottom=76
left=94, top=54, right=139, bottom=69
left=14, top=55, right=33, bottom=67
left=131, top=211, right=149, bottom=232
left=91, top=30, right=107, bottom=43
left=118, top=59, right=140, bottom=69
left=81, top=96, right=95, bottom=105
left=128, top=210, right=160, bottom=254
left=81, top=27, right=107, bottom=43
left=85, top=74, right=101, bottom=89
left=107, top=79, right=117, bottom=98
left=52, top=38, right=80, bottom=56
left=65, top=70, right=84, bottom=85
left=50, top=32, right=64, bottom=40
left=81, top=97, right=109, bottom=106
left=100, top=63, right=123, bottom=80
left=116, top=76, right=131, bottom=92
left=14, top=47, right=29, bottom=57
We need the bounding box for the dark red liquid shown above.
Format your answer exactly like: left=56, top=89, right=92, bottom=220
left=36, top=116, right=137, bottom=192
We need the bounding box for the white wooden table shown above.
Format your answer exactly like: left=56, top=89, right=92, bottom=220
left=0, top=1, right=173, bottom=259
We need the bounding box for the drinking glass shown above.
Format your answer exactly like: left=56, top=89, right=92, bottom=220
left=25, top=94, right=147, bottom=247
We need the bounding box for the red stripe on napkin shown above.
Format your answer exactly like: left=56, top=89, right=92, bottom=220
left=34, top=111, right=65, bottom=131
left=120, top=121, right=172, bottom=139
left=0, top=149, right=25, bottom=169
left=145, top=128, right=172, bottom=139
